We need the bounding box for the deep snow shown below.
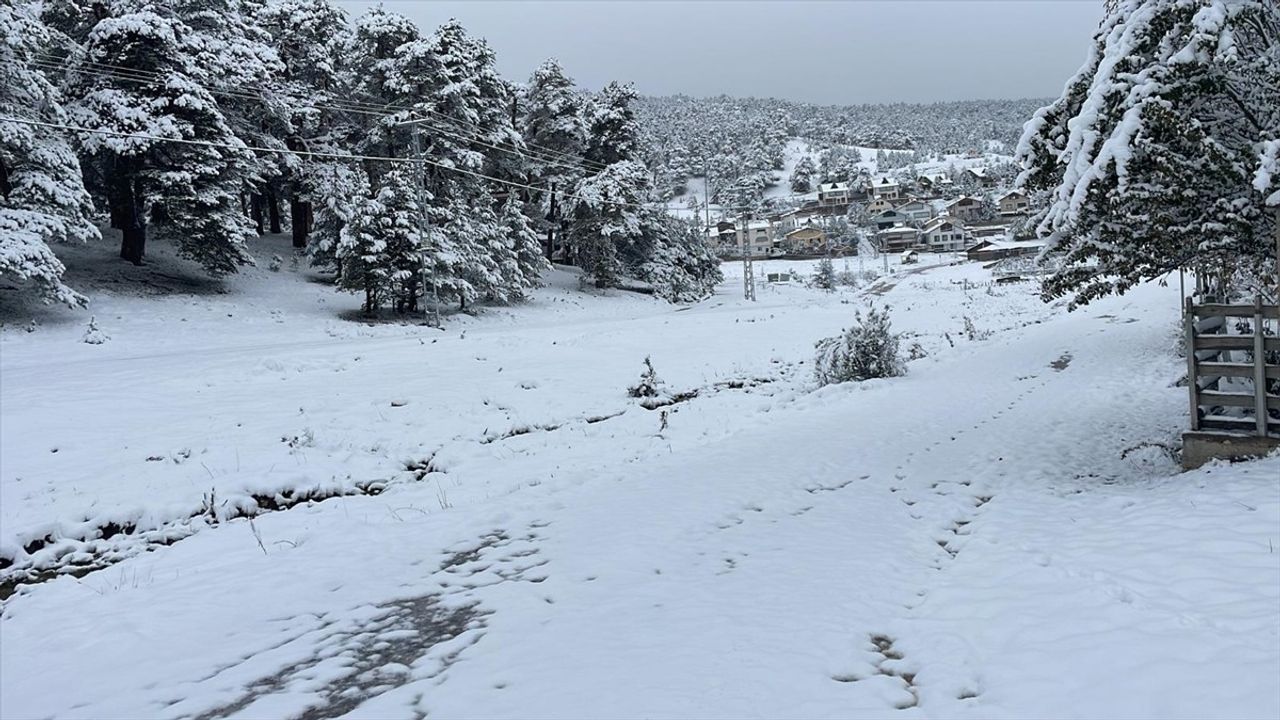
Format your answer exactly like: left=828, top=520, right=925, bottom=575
left=1, top=235, right=1277, bottom=719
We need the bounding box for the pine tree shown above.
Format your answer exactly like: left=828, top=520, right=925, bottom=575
left=812, top=257, right=836, bottom=291
left=334, top=166, right=428, bottom=314
left=584, top=81, right=640, bottom=167
left=60, top=0, right=256, bottom=274
left=500, top=194, right=551, bottom=298
left=1018, top=0, right=1280, bottom=306
left=566, top=161, right=649, bottom=288
left=0, top=1, right=97, bottom=307
left=259, top=0, right=352, bottom=248
left=790, top=155, right=815, bottom=193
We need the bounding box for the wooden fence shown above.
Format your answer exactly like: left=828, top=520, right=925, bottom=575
left=1184, top=297, right=1280, bottom=437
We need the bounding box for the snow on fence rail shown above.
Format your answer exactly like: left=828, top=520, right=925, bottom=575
left=1184, top=297, right=1280, bottom=439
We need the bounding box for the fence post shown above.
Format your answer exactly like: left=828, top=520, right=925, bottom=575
left=1254, top=296, right=1268, bottom=437
left=1186, top=296, right=1200, bottom=431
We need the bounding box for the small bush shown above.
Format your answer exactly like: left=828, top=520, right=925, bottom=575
left=811, top=258, right=835, bottom=291
left=814, top=305, right=905, bottom=386
left=628, top=356, right=664, bottom=398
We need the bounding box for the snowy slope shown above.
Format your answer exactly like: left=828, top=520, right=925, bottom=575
left=1, top=235, right=1277, bottom=719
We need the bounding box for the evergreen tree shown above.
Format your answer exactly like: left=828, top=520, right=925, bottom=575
left=259, top=0, right=352, bottom=248
left=500, top=194, right=551, bottom=298
left=790, top=155, right=815, bottom=193
left=1018, top=0, right=1280, bottom=306
left=61, top=0, right=256, bottom=274
left=584, top=81, right=640, bottom=167
left=566, top=160, right=649, bottom=287
left=0, top=1, right=97, bottom=306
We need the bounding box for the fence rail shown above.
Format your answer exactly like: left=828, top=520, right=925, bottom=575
left=1185, top=297, right=1280, bottom=438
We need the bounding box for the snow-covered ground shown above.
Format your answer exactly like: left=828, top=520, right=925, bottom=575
left=2, top=236, right=1277, bottom=719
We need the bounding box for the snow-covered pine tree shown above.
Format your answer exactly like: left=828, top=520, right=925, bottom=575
left=0, top=1, right=98, bottom=307
left=1018, top=0, right=1280, bottom=306
left=305, top=160, right=364, bottom=273
left=58, top=0, right=256, bottom=275
left=258, top=0, right=352, bottom=248
left=790, top=155, right=815, bottom=193
left=566, top=160, right=650, bottom=288
left=584, top=81, right=640, bottom=167
left=634, top=211, right=723, bottom=302
left=334, top=165, right=430, bottom=314
left=500, top=194, right=551, bottom=298
left=812, top=257, right=836, bottom=291
left=521, top=59, right=588, bottom=259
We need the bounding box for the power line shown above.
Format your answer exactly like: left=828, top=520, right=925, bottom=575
left=0, top=114, right=673, bottom=211
left=30, top=50, right=610, bottom=173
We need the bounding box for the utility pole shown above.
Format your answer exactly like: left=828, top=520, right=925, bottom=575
left=546, top=182, right=558, bottom=263
left=741, top=208, right=756, bottom=301
left=411, top=127, right=440, bottom=328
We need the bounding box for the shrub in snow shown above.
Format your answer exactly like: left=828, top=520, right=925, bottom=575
left=811, top=258, right=836, bottom=291
left=814, top=305, right=905, bottom=386
left=268, top=254, right=284, bottom=272
left=962, top=316, right=992, bottom=341
left=628, top=356, right=664, bottom=398
left=82, top=316, right=108, bottom=345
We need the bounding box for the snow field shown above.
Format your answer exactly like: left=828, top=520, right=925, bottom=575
left=1, top=235, right=1277, bottom=719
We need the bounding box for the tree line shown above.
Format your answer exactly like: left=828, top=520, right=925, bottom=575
left=0, top=0, right=722, bottom=314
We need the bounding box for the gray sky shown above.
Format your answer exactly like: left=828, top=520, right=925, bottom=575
left=336, top=1, right=1105, bottom=104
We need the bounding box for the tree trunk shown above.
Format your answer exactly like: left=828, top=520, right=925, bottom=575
left=249, top=193, right=265, bottom=235
left=111, top=170, right=146, bottom=265
left=267, top=188, right=282, bottom=234
left=290, top=196, right=310, bottom=248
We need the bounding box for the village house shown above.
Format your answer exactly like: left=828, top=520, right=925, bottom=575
left=872, top=208, right=912, bottom=231
left=967, top=222, right=1010, bottom=239
left=965, top=238, right=1045, bottom=263
left=875, top=224, right=921, bottom=253
left=893, top=198, right=933, bottom=223
left=965, top=167, right=997, bottom=189
left=784, top=225, right=827, bottom=255
left=734, top=218, right=775, bottom=257
left=867, top=176, right=901, bottom=201
left=998, top=189, right=1030, bottom=216
left=921, top=216, right=968, bottom=252
left=817, top=182, right=851, bottom=206
left=865, top=197, right=894, bottom=215
left=914, top=172, right=953, bottom=197
left=946, top=195, right=985, bottom=222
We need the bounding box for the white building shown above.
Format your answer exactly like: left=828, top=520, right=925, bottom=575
left=921, top=216, right=968, bottom=252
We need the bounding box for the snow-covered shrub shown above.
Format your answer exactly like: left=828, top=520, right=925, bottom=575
left=628, top=356, right=663, bottom=398
left=811, top=258, right=835, bottom=291
left=82, top=316, right=108, bottom=345
left=813, top=305, right=905, bottom=386
left=962, top=316, right=992, bottom=341
left=268, top=254, right=284, bottom=272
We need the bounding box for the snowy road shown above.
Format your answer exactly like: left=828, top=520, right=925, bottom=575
left=2, top=248, right=1277, bottom=719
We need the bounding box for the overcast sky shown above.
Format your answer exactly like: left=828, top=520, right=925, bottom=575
left=335, top=1, right=1105, bottom=104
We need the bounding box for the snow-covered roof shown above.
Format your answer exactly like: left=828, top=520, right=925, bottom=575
left=876, top=225, right=919, bottom=237
left=948, top=196, right=981, bottom=208
left=966, top=167, right=988, bottom=177
left=999, top=189, right=1027, bottom=201
left=968, top=239, right=1045, bottom=252
left=785, top=226, right=824, bottom=238
left=872, top=176, right=899, bottom=187
left=818, top=182, right=850, bottom=193
left=922, top=216, right=964, bottom=233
